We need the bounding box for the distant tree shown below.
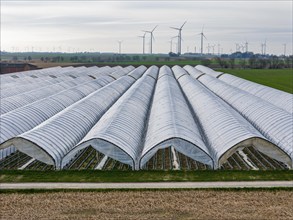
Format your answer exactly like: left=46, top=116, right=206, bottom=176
left=201, top=59, right=211, bottom=67
left=215, top=57, right=228, bottom=68
left=40, top=57, right=44, bottom=62
left=228, top=58, right=235, bottom=69
left=28, top=56, right=32, bottom=61
left=248, top=55, right=257, bottom=68
left=239, top=59, right=246, bottom=69
left=168, top=52, right=179, bottom=57
left=12, top=56, right=18, bottom=61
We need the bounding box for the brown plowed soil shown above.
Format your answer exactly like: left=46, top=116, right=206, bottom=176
left=1, top=190, right=292, bottom=219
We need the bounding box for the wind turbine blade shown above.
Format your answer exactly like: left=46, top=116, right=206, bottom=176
left=170, top=27, right=180, bottom=30
left=142, top=30, right=150, bottom=33
left=152, top=34, right=155, bottom=41
left=180, top=21, right=187, bottom=29
left=203, top=34, right=207, bottom=40
left=152, top=25, right=158, bottom=32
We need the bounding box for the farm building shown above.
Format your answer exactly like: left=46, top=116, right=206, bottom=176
left=0, top=65, right=292, bottom=171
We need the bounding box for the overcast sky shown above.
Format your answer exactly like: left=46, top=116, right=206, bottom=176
left=1, top=0, right=292, bottom=55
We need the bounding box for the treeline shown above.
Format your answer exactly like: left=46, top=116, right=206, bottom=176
left=209, top=55, right=293, bottom=69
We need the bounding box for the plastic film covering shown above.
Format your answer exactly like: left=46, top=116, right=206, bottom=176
left=0, top=146, right=16, bottom=160
left=128, top=65, right=147, bottom=79
left=0, top=66, right=107, bottom=93
left=183, top=65, right=205, bottom=79
left=172, top=66, right=288, bottom=168
left=218, top=73, right=293, bottom=114
left=0, top=66, right=62, bottom=84
left=195, top=65, right=223, bottom=78
left=0, top=67, right=116, bottom=115
left=110, top=66, right=135, bottom=79
left=0, top=76, right=93, bottom=115
left=9, top=73, right=138, bottom=167
left=66, top=66, right=154, bottom=169
left=1, top=80, right=56, bottom=99
left=198, top=75, right=293, bottom=167
left=140, top=66, right=213, bottom=168
left=0, top=74, right=118, bottom=147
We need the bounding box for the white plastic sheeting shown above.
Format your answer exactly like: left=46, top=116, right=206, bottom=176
left=198, top=74, right=293, bottom=166
left=0, top=74, right=118, bottom=147
left=1, top=65, right=292, bottom=169
left=69, top=66, right=155, bottom=169
left=0, top=67, right=91, bottom=99
left=10, top=76, right=137, bottom=166
left=0, top=66, right=133, bottom=115
left=195, top=65, right=224, bottom=78
left=3, top=66, right=147, bottom=167
left=0, top=146, right=16, bottom=160
left=0, top=76, right=92, bottom=115
left=172, top=66, right=291, bottom=168
left=218, top=74, right=293, bottom=114
left=140, top=66, right=213, bottom=169
left=183, top=65, right=205, bottom=79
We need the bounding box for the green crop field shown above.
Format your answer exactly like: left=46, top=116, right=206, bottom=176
left=217, top=68, right=293, bottom=93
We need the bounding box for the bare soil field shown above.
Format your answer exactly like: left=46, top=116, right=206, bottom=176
left=1, top=190, right=292, bottom=219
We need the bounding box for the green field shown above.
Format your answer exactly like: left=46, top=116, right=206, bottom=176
left=0, top=170, right=292, bottom=183
left=217, top=68, right=293, bottom=93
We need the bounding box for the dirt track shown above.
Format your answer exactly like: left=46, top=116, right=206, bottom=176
left=1, top=181, right=293, bottom=189
left=1, top=190, right=292, bottom=219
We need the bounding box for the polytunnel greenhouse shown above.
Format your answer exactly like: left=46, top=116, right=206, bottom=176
left=0, top=65, right=292, bottom=171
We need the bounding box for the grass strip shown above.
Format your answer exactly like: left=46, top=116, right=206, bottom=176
left=0, top=170, right=292, bottom=183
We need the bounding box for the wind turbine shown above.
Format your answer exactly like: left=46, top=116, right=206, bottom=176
left=211, top=45, right=215, bottom=55
left=245, top=41, right=248, bottom=53
left=118, top=40, right=123, bottom=54
left=283, top=43, right=286, bottom=56
left=198, top=25, right=207, bottom=56
left=170, top=21, right=187, bottom=55
left=169, top=36, right=178, bottom=52
left=138, top=32, right=146, bottom=54
left=142, top=25, right=158, bottom=54
left=207, top=43, right=211, bottom=54
left=261, top=40, right=267, bottom=55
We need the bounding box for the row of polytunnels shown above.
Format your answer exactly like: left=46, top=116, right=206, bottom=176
left=0, top=65, right=292, bottom=170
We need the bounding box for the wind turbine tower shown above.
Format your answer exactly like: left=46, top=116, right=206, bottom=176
left=138, top=32, right=146, bottom=54
left=142, top=25, right=158, bottom=54
left=170, top=36, right=178, bottom=53
left=170, top=21, right=187, bottom=55
left=261, top=39, right=267, bottom=55
left=245, top=41, right=248, bottom=53
left=198, top=26, right=206, bottom=56
left=283, top=43, right=286, bottom=56
left=118, top=41, right=123, bottom=54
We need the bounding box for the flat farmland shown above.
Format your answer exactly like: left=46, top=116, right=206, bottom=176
left=217, top=68, right=293, bottom=93
left=1, top=190, right=292, bottom=220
